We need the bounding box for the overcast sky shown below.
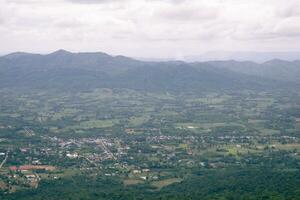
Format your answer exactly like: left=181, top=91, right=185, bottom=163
left=1, top=0, right=300, bottom=58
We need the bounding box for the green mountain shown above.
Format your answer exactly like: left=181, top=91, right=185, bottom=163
left=205, top=59, right=300, bottom=84
left=0, top=50, right=297, bottom=92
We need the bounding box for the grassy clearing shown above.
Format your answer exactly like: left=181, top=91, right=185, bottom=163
left=274, top=143, right=300, bottom=150
left=248, top=119, right=266, bottom=124
left=227, top=148, right=238, bottom=156
left=260, top=129, right=280, bottom=135
left=179, top=143, right=188, bottom=149
left=186, top=96, right=229, bottom=104
left=123, top=179, right=144, bottom=186
left=76, top=120, right=119, bottom=129
left=129, top=116, right=150, bottom=127
left=65, top=119, right=119, bottom=130
left=151, top=178, right=183, bottom=190
left=51, top=108, right=80, bottom=120
left=176, top=122, right=244, bottom=130
left=146, top=92, right=175, bottom=100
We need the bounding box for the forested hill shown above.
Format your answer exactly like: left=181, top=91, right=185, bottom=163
left=0, top=50, right=298, bottom=92
left=202, top=59, right=300, bottom=84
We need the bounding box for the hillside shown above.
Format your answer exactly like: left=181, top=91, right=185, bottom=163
left=0, top=50, right=297, bottom=92
left=205, top=59, right=300, bottom=84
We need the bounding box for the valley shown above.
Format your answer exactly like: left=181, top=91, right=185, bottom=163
left=0, top=87, right=299, bottom=199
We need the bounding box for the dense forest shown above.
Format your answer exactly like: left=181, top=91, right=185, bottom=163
left=5, top=166, right=300, bottom=200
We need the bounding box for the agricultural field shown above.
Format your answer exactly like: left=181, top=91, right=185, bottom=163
left=0, top=88, right=300, bottom=199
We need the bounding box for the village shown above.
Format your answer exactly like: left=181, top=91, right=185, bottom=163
left=1, top=126, right=299, bottom=193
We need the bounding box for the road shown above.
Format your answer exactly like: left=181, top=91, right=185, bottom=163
left=96, top=139, right=116, bottom=160
left=0, top=150, right=9, bottom=169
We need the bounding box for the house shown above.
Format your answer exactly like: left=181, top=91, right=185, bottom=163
left=133, top=170, right=141, bottom=174
left=9, top=166, right=17, bottom=171
left=66, top=153, right=79, bottom=158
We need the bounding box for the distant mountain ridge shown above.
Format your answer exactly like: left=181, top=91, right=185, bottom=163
left=185, top=51, right=300, bottom=63
left=0, top=50, right=298, bottom=92
left=202, top=59, right=300, bottom=83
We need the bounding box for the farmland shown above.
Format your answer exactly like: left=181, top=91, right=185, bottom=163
left=0, top=88, right=299, bottom=199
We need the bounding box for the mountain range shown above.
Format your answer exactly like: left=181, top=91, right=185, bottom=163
left=185, top=51, right=300, bottom=63
left=0, top=50, right=299, bottom=92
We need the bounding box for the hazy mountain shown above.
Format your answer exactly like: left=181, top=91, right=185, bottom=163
left=205, top=59, right=300, bottom=84
left=0, top=50, right=297, bottom=92
left=186, top=51, right=300, bottom=63
left=3, top=49, right=143, bottom=75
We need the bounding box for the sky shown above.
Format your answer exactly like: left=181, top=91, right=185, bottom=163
left=1, top=0, right=300, bottom=58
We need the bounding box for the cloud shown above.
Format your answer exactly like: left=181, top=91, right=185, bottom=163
left=155, top=3, right=219, bottom=21
left=276, top=1, right=300, bottom=18
left=274, top=17, right=300, bottom=37
left=1, top=0, right=300, bottom=57
left=146, top=0, right=186, bottom=4
left=66, top=0, right=125, bottom=4
left=66, top=0, right=183, bottom=4
left=6, top=0, right=60, bottom=4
